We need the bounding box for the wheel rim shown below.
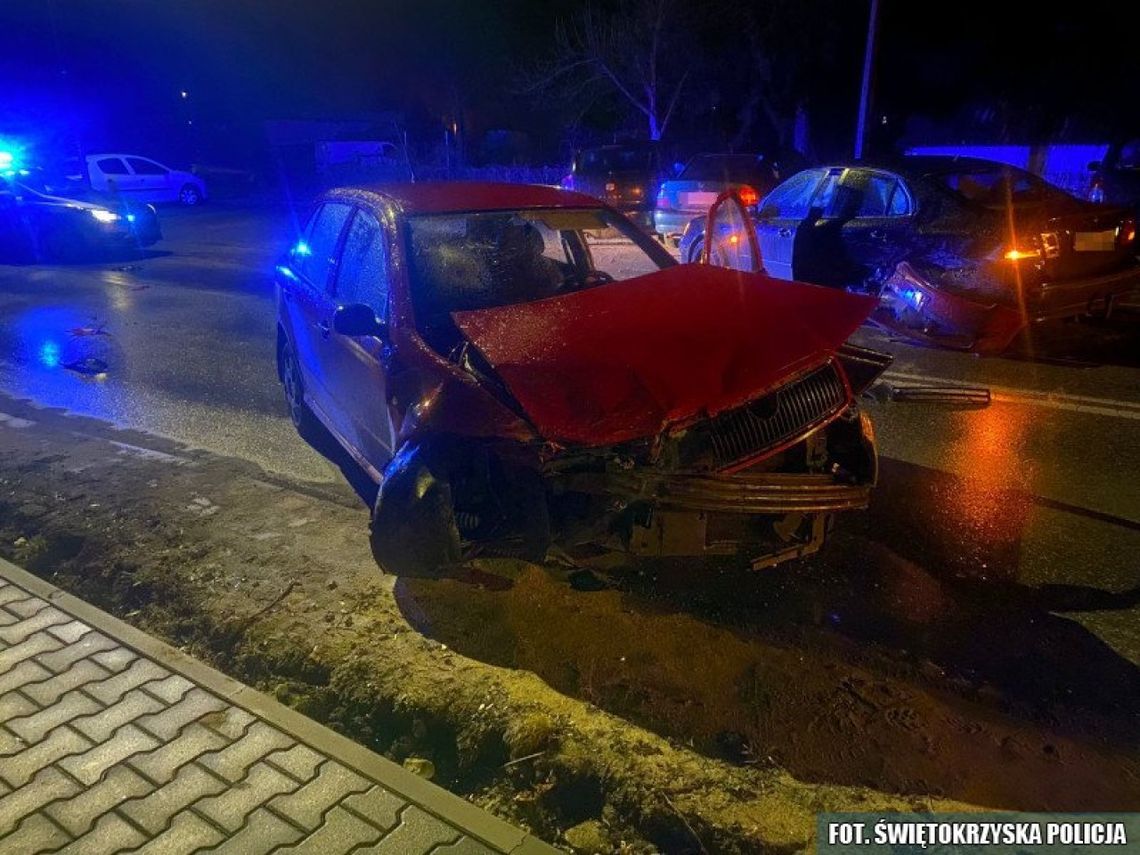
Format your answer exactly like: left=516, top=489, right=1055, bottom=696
left=282, top=346, right=305, bottom=428
left=180, top=187, right=199, bottom=205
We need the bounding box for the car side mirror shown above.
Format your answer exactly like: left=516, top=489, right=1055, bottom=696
left=1087, top=160, right=1102, bottom=172
left=333, top=303, right=387, bottom=338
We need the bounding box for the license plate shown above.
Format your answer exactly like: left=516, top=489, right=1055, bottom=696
left=1073, top=230, right=1116, bottom=252
left=679, top=191, right=718, bottom=210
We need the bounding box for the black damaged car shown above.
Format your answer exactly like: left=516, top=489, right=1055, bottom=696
left=0, top=171, right=162, bottom=262
left=680, top=156, right=1139, bottom=353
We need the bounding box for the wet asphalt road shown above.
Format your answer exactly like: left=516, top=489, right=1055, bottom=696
left=1, top=204, right=1138, bottom=686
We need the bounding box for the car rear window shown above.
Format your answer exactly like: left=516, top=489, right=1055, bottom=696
left=937, top=167, right=1069, bottom=208
left=680, top=155, right=773, bottom=185
left=579, top=146, right=656, bottom=173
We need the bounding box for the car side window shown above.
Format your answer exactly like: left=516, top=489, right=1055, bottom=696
left=856, top=173, right=907, bottom=217
left=126, top=158, right=168, bottom=175
left=811, top=170, right=844, bottom=215
left=759, top=169, right=822, bottom=219
left=97, top=158, right=129, bottom=175
left=334, top=210, right=389, bottom=320
left=888, top=179, right=912, bottom=215
left=298, top=202, right=352, bottom=290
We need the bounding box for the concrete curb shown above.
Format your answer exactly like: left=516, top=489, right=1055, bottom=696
left=0, top=557, right=557, bottom=855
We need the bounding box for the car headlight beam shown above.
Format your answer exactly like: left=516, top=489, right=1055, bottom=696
left=89, top=209, right=122, bottom=224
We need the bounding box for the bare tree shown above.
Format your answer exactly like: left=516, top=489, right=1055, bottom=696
left=523, top=0, right=689, bottom=141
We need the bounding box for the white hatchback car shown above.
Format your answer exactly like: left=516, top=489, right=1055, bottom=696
left=85, top=154, right=208, bottom=205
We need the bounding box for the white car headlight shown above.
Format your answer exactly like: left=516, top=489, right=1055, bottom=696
left=89, top=209, right=121, bottom=223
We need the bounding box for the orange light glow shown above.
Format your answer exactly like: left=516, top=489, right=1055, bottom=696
left=1004, top=248, right=1040, bottom=261
left=737, top=185, right=759, bottom=207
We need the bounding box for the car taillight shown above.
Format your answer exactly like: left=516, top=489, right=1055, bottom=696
left=1120, top=217, right=1136, bottom=245
left=737, top=185, right=759, bottom=208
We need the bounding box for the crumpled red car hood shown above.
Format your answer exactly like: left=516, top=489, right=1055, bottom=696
left=452, top=264, right=876, bottom=446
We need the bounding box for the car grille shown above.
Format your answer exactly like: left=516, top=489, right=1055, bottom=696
left=682, top=362, right=848, bottom=470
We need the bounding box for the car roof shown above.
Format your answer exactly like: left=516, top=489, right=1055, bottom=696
left=341, top=181, right=605, bottom=214
left=804, top=155, right=1025, bottom=179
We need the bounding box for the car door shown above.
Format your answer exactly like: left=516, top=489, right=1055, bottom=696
left=320, top=208, right=395, bottom=471
left=92, top=157, right=138, bottom=196
left=754, top=168, right=826, bottom=279
left=703, top=191, right=763, bottom=272
left=283, top=201, right=354, bottom=414
left=124, top=157, right=173, bottom=202
left=834, top=169, right=914, bottom=286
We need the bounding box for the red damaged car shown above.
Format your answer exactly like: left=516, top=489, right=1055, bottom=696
left=275, top=183, right=888, bottom=576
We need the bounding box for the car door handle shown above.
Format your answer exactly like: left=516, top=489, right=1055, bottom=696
left=777, top=227, right=794, bottom=238
left=869, top=228, right=887, bottom=240
left=317, top=320, right=331, bottom=338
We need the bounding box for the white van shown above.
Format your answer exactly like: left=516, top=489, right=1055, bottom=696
left=86, top=154, right=208, bottom=205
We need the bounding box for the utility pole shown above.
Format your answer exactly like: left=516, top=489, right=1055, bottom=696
left=854, top=0, right=880, bottom=160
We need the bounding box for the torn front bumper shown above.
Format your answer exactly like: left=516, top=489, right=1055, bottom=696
left=556, top=469, right=871, bottom=514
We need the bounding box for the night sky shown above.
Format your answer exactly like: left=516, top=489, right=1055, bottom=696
left=2, top=0, right=1136, bottom=165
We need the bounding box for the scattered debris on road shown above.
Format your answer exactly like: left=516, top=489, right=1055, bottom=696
left=882, top=382, right=992, bottom=406
left=62, top=356, right=110, bottom=376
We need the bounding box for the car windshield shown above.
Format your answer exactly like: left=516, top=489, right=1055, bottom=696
left=579, top=146, right=655, bottom=172
left=406, top=207, right=670, bottom=322
left=937, top=166, right=1071, bottom=208
left=680, top=154, right=772, bottom=185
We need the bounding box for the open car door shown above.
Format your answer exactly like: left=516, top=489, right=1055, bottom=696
left=701, top=190, right=763, bottom=273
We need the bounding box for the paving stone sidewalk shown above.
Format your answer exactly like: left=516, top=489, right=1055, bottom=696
left=0, top=558, right=556, bottom=855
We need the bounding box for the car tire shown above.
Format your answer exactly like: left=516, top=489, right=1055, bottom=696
left=178, top=184, right=203, bottom=206
left=370, top=446, right=461, bottom=578
left=279, top=338, right=322, bottom=442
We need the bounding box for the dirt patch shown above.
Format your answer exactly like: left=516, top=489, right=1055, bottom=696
left=2, top=396, right=1137, bottom=851
left=402, top=564, right=1139, bottom=811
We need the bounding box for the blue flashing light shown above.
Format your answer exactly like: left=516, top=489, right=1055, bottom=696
left=0, top=141, right=25, bottom=173
left=275, top=264, right=298, bottom=281
left=39, top=340, right=61, bottom=369
left=126, top=214, right=136, bottom=223
left=293, top=240, right=311, bottom=257
left=899, top=287, right=926, bottom=309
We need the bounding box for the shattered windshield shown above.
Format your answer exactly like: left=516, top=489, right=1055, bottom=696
left=405, top=207, right=668, bottom=319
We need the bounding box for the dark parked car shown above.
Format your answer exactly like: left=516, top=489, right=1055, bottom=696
left=560, top=142, right=662, bottom=231
left=276, top=182, right=885, bottom=577
left=654, top=153, right=778, bottom=244
left=0, top=170, right=161, bottom=261
left=1089, top=138, right=1140, bottom=212
left=680, top=157, right=1140, bottom=353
